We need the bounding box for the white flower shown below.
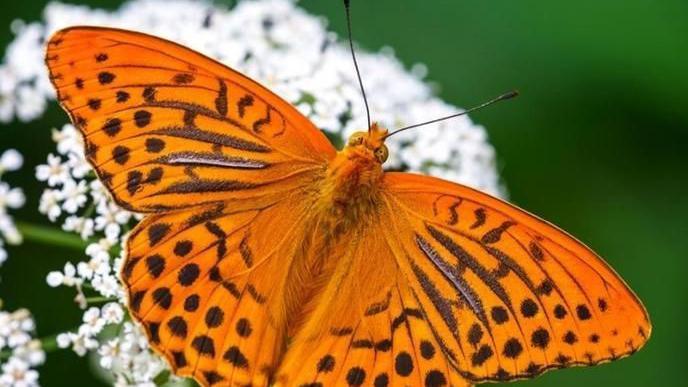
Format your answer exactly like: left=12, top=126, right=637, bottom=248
left=76, top=254, right=110, bottom=280
left=45, top=262, right=81, bottom=288
left=63, top=331, right=98, bottom=357
left=98, top=338, right=120, bottom=369
left=45, top=271, right=63, bottom=288
left=78, top=307, right=105, bottom=337
left=59, top=179, right=88, bottom=214
left=0, top=214, right=22, bottom=245
left=101, top=303, right=124, bottom=325
left=62, top=216, right=94, bottom=240
left=37, top=189, right=62, bottom=221
left=0, top=183, right=25, bottom=212
left=94, top=201, right=131, bottom=242
left=3, top=310, right=33, bottom=349
left=0, top=150, right=23, bottom=267
left=85, top=238, right=114, bottom=261
left=0, top=308, right=44, bottom=386
left=91, top=274, right=121, bottom=298
left=35, top=154, right=69, bottom=187
left=51, top=124, right=82, bottom=156
left=88, top=180, right=108, bottom=205
left=55, top=333, right=71, bottom=349
left=0, top=68, right=16, bottom=124
left=0, top=149, right=23, bottom=173
left=66, top=152, right=91, bottom=179
left=0, top=357, right=39, bottom=387
left=12, top=340, right=45, bottom=367
left=15, top=85, right=46, bottom=123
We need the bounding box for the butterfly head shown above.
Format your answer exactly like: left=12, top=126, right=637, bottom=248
left=345, top=122, right=389, bottom=164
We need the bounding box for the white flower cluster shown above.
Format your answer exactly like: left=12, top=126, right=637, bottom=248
left=37, top=124, right=135, bottom=242
left=0, top=308, right=45, bottom=387
left=53, top=304, right=167, bottom=386
left=0, top=149, right=24, bottom=267
left=1, top=0, right=506, bottom=385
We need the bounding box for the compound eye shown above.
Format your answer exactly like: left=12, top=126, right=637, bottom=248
left=374, top=145, right=389, bottom=163
left=348, top=132, right=366, bottom=146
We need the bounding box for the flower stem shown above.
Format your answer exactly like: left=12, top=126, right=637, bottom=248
left=16, top=221, right=85, bottom=251
left=85, top=296, right=117, bottom=304
left=40, top=334, right=60, bottom=352
left=0, top=334, right=61, bottom=360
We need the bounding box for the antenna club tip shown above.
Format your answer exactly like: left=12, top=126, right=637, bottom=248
left=501, top=90, right=519, bottom=100
left=343, top=0, right=351, bottom=7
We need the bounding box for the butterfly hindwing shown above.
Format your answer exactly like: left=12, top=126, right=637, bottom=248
left=381, top=172, right=651, bottom=382
left=124, top=197, right=316, bottom=386
left=46, top=27, right=334, bottom=212
left=276, top=228, right=473, bottom=387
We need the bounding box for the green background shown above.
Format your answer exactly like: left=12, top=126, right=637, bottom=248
left=1, top=0, right=686, bottom=386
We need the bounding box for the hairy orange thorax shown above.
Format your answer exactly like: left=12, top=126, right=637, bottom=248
left=316, top=123, right=388, bottom=219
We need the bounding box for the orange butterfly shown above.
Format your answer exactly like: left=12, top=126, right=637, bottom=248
left=45, top=27, right=650, bottom=387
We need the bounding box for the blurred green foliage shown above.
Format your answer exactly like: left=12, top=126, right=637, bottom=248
left=1, top=0, right=686, bottom=386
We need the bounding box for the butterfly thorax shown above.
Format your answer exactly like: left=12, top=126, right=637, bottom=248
left=316, top=124, right=389, bottom=224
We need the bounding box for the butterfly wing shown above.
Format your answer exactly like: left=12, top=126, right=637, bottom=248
left=45, top=27, right=337, bottom=386
left=45, top=27, right=334, bottom=212
left=124, top=197, right=317, bottom=386
left=381, top=172, right=651, bottom=382
left=276, top=226, right=473, bottom=387
left=276, top=172, right=649, bottom=386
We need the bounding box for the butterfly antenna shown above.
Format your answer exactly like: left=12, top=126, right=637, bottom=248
left=343, top=0, right=372, bottom=132
left=383, top=90, right=519, bottom=139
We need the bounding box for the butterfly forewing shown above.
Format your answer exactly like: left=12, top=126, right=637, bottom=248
left=45, top=27, right=337, bottom=386
left=46, top=27, right=334, bottom=212
left=382, top=172, right=650, bottom=382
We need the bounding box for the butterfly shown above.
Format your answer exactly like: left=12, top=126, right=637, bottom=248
left=45, top=26, right=650, bottom=387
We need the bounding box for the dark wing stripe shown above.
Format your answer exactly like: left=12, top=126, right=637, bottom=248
left=480, top=221, right=515, bottom=244
left=145, top=100, right=246, bottom=131
left=408, top=287, right=462, bottom=367
left=151, top=127, right=270, bottom=153
left=481, top=245, right=535, bottom=289
left=252, top=107, right=272, bottom=133
left=364, top=291, right=392, bottom=316
left=390, top=307, right=424, bottom=332
left=470, top=208, right=486, bottom=229
left=447, top=200, right=461, bottom=225
left=425, top=224, right=512, bottom=311
left=157, top=179, right=262, bottom=195
left=239, top=236, right=254, bottom=268
left=246, top=284, right=266, bottom=304
left=415, top=234, right=488, bottom=327
left=409, top=260, right=458, bottom=334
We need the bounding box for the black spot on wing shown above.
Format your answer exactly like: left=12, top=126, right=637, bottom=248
left=215, top=79, right=228, bottom=116
left=98, top=71, right=115, bottom=85
left=223, top=346, right=249, bottom=368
